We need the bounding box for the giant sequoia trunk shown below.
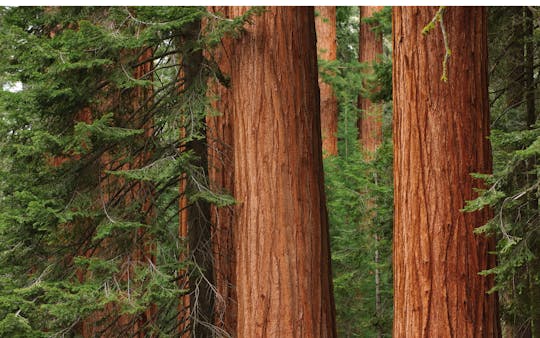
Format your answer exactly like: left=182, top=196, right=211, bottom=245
left=393, top=7, right=500, bottom=337
left=212, top=6, right=337, bottom=337
left=358, top=6, right=384, bottom=156
left=315, top=6, right=338, bottom=157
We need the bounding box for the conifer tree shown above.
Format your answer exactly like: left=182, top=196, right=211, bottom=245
left=393, top=6, right=500, bottom=337
left=0, top=6, right=243, bottom=336
left=471, top=7, right=540, bottom=338
left=210, top=6, right=337, bottom=337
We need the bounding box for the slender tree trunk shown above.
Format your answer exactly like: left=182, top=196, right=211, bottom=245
left=177, top=19, right=215, bottom=337
left=130, top=47, right=157, bottom=338
left=393, top=7, right=500, bottom=337
left=359, top=8, right=385, bottom=338
left=178, top=166, right=190, bottom=338
left=315, top=6, right=338, bottom=157
left=358, top=6, right=384, bottom=156
left=206, top=6, right=237, bottom=337
left=213, top=6, right=337, bottom=337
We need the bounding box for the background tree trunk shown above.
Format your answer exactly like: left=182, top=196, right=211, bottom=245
left=358, top=6, right=384, bottom=156
left=359, top=8, right=385, bottom=338
left=207, top=6, right=238, bottom=337
left=214, top=6, right=337, bottom=337
left=315, top=6, right=338, bottom=157
left=393, top=7, right=500, bottom=337
left=177, top=19, right=215, bottom=338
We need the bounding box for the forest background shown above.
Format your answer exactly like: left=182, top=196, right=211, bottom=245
left=0, top=6, right=538, bottom=338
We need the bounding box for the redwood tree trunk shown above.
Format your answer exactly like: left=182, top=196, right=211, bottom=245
left=213, top=6, right=336, bottom=337
left=315, top=6, right=338, bottom=157
left=393, top=7, right=500, bottom=337
left=207, top=6, right=237, bottom=336
left=358, top=8, right=385, bottom=338
left=358, top=6, right=384, bottom=155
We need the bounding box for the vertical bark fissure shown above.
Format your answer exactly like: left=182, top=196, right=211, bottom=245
left=358, top=6, right=384, bottom=156
left=206, top=12, right=238, bottom=331
left=315, top=6, right=338, bottom=157
left=212, top=6, right=337, bottom=337
left=393, top=7, right=500, bottom=337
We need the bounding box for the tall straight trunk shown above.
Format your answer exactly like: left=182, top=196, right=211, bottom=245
left=393, top=7, right=500, bottom=337
left=206, top=6, right=237, bottom=337
left=359, top=8, right=385, bottom=338
left=315, top=6, right=338, bottom=157
left=128, top=46, right=157, bottom=338
left=178, top=167, right=190, bottom=338
left=213, top=6, right=336, bottom=337
left=177, top=19, right=214, bottom=337
left=358, top=6, right=384, bottom=156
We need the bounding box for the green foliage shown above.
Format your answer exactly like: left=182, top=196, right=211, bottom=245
left=361, top=6, right=392, bottom=37
left=325, top=140, right=394, bottom=337
left=0, top=5, right=253, bottom=336
left=465, top=6, right=540, bottom=334
left=323, top=7, right=394, bottom=337
left=336, top=6, right=358, bottom=62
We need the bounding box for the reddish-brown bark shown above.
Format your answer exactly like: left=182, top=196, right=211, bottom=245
left=206, top=6, right=238, bottom=336
left=212, top=6, right=336, bottom=337
left=177, top=167, right=190, bottom=338
left=177, top=56, right=191, bottom=338
left=358, top=6, right=384, bottom=156
left=393, top=7, right=500, bottom=337
left=80, top=47, right=156, bottom=338
left=315, top=6, right=338, bottom=157
left=358, top=10, right=385, bottom=338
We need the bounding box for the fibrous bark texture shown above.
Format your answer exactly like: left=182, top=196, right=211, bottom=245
left=213, top=6, right=337, bottom=337
left=358, top=6, right=384, bottom=156
left=207, top=6, right=237, bottom=336
left=393, top=7, right=500, bottom=338
left=315, top=6, right=338, bottom=157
